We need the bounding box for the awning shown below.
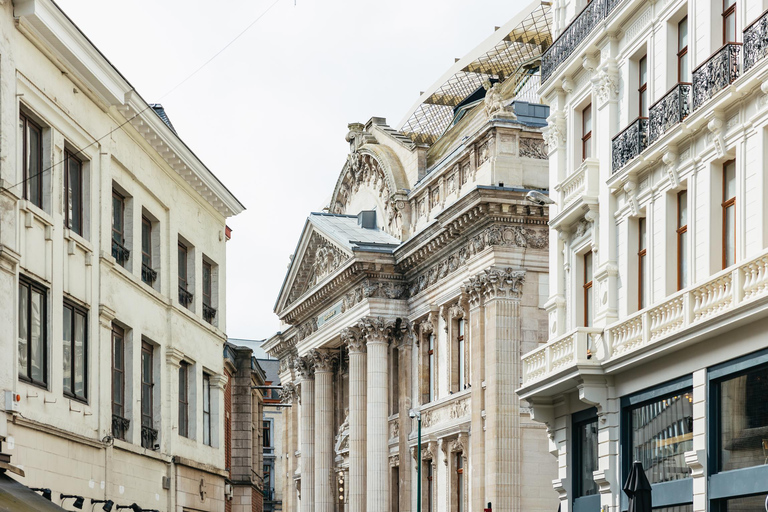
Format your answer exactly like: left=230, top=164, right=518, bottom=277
left=0, top=473, right=69, bottom=512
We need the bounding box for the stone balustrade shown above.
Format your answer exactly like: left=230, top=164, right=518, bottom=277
left=521, top=327, right=602, bottom=384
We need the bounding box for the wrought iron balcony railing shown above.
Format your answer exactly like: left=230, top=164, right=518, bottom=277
left=541, top=0, right=626, bottom=83
left=111, top=414, right=130, bottom=441
left=692, top=43, right=741, bottom=111
left=141, top=425, right=158, bottom=449
left=744, top=9, right=768, bottom=73
left=203, top=303, right=217, bottom=324
left=648, top=83, right=691, bottom=146
left=611, top=117, right=648, bottom=174
left=111, top=239, right=130, bottom=267
left=141, top=263, right=157, bottom=285
left=178, top=286, right=193, bottom=307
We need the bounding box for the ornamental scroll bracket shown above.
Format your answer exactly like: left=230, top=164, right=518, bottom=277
left=663, top=150, right=680, bottom=189
left=707, top=114, right=727, bottom=159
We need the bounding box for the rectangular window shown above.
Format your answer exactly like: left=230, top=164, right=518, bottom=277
left=19, top=113, right=43, bottom=208
left=63, top=302, right=87, bottom=401
left=203, top=373, right=212, bottom=446
left=457, top=318, right=465, bottom=391
left=677, top=191, right=688, bottom=290
left=723, top=0, right=736, bottom=44
left=202, top=260, right=215, bottom=323
left=64, top=150, right=83, bottom=236
left=263, top=420, right=271, bottom=448
left=18, top=277, right=47, bottom=386
left=178, top=242, right=192, bottom=308
left=428, top=333, right=435, bottom=402
left=427, top=463, right=433, bottom=512
left=456, top=453, right=464, bottom=512
left=141, top=341, right=154, bottom=449
left=639, top=55, right=648, bottom=118
left=111, top=190, right=128, bottom=267
left=582, top=104, right=592, bottom=161
left=141, top=216, right=155, bottom=285
left=722, top=160, right=736, bottom=269
left=111, top=325, right=127, bottom=439
left=678, top=17, right=689, bottom=82
left=178, top=362, right=189, bottom=438
left=584, top=252, right=593, bottom=327
left=573, top=409, right=599, bottom=500
left=638, top=217, right=647, bottom=310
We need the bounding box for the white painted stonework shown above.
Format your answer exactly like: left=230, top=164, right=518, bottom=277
left=0, top=0, right=243, bottom=510
left=522, top=0, right=768, bottom=511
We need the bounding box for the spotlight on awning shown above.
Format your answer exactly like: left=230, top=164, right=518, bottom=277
left=61, top=494, right=85, bottom=509
left=31, top=487, right=52, bottom=501
left=91, top=499, right=115, bottom=511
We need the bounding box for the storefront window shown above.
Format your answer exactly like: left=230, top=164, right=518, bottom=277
left=574, top=409, right=599, bottom=498
left=718, top=364, right=768, bottom=472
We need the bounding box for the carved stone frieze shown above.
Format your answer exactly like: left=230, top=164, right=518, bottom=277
left=287, top=232, right=349, bottom=307
left=340, top=278, right=408, bottom=313
left=519, top=138, right=548, bottom=159
left=408, top=225, right=545, bottom=298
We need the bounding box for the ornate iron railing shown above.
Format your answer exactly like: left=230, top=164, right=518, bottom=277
left=541, top=0, right=626, bottom=83
left=744, top=9, right=768, bottom=73
left=111, top=414, right=130, bottom=441
left=111, top=239, right=130, bottom=267
left=692, top=43, right=741, bottom=111
left=178, top=286, right=193, bottom=307
left=141, top=425, right=158, bottom=449
left=648, top=83, right=691, bottom=146
left=141, top=263, right=157, bottom=285
left=203, top=303, right=217, bottom=324
left=611, top=117, right=648, bottom=173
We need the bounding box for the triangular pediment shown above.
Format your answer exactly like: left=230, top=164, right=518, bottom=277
left=275, top=223, right=353, bottom=316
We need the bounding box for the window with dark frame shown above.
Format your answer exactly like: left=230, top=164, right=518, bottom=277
left=678, top=17, right=689, bottom=82
left=722, top=160, right=736, bottom=269
left=111, top=190, right=128, bottom=267
left=428, top=333, right=435, bottom=402
left=64, top=149, right=83, bottom=236
left=723, top=0, right=737, bottom=44
left=582, top=104, right=592, bottom=161
left=178, top=362, right=189, bottom=438
left=178, top=242, right=192, bottom=308
left=202, top=260, right=215, bottom=323
left=427, top=462, right=433, bottom=512
left=677, top=190, right=689, bottom=290
left=141, top=216, right=156, bottom=285
left=18, top=276, right=47, bottom=387
left=263, top=420, right=271, bottom=448
left=638, top=217, right=647, bottom=310
left=203, top=373, right=212, bottom=446
left=19, top=113, right=43, bottom=208
left=456, top=453, right=464, bottom=512
left=140, top=341, right=154, bottom=449
left=573, top=408, right=599, bottom=501
left=639, top=55, right=648, bottom=118
left=111, top=324, right=127, bottom=440
left=63, top=301, right=87, bottom=401
left=584, top=252, right=593, bottom=327
left=457, top=318, right=466, bottom=391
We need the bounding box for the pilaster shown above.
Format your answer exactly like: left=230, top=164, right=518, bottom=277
left=342, top=326, right=367, bottom=512
left=310, top=349, right=338, bottom=512
left=294, top=355, right=315, bottom=512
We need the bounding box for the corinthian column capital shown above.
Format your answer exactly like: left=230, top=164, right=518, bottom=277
left=293, top=355, right=315, bottom=379
left=341, top=326, right=366, bottom=354
left=309, top=348, right=338, bottom=373
left=466, top=267, right=526, bottom=303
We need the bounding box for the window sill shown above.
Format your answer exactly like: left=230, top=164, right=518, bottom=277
left=63, top=392, right=88, bottom=406
left=18, top=375, right=48, bottom=391
left=19, top=199, right=53, bottom=227
left=64, top=228, right=93, bottom=254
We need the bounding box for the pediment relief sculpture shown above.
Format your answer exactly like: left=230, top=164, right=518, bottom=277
left=285, top=232, right=349, bottom=307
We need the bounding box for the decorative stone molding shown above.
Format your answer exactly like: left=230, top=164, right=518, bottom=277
left=341, top=278, right=408, bottom=313
left=561, top=77, right=574, bottom=94
left=623, top=180, right=639, bottom=217
left=466, top=267, right=526, bottom=304
left=552, top=478, right=567, bottom=500
left=685, top=449, right=706, bottom=478
left=596, top=67, right=619, bottom=104
left=279, top=382, right=298, bottom=403
left=341, top=326, right=366, bottom=354
left=593, top=469, right=612, bottom=494
left=519, top=137, right=548, bottom=159
left=389, top=419, right=399, bottom=439
left=165, top=347, right=186, bottom=369
left=209, top=374, right=228, bottom=390
left=286, top=232, right=349, bottom=307
left=708, top=115, right=726, bottom=158
left=483, top=80, right=516, bottom=119
left=663, top=151, right=680, bottom=189
left=389, top=454, right=400, bottom=467
left=309, top=349, right=338, bottom=373
left=293, top=355, right=315, bottom=379
left=98, top=304, right=117, bottom=328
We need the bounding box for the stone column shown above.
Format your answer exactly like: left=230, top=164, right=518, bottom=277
left=466, top=283, right=486, bottom=511
left=360, top=317, right=393, bottom=512
left=469, top=268, right=525, bottom=512
left=397, top=322, right=414, bottom=512
left=294, top=356, right=315, bottom=512
left=278, top=377, right=298, bottom=512
left=310, top=349, right=338, bottom=512
left=342, top=327, right=367, bottom=512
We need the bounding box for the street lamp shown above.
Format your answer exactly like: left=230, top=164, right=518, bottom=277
left=409, top=409, right=422, bottom=512
left=525, top=189, right=556, bottom=205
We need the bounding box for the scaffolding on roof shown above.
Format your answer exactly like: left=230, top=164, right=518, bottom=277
left=398, top=0, right=552, bottom=146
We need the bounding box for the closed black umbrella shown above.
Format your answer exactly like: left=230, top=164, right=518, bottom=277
left=623, top=461, right=652, bottom=512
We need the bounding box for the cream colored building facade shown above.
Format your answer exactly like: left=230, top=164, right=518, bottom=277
left=262, top=3, right=559, bottom=512
left=520, top=0, right=768, bottom=511
left=0, top=0, right=244, bottom=510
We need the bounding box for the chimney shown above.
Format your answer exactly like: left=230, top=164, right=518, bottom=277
left=357, top=210, right=377, bottom=230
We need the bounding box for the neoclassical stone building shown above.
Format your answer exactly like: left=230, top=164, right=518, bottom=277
left=262, top=3, right=558, bottom=511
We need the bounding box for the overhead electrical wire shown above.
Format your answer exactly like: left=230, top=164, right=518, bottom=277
left=2, top=0, right=284, bottom=194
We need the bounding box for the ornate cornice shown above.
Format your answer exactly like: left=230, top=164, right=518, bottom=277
left=286, top=231, right=350, bottom=308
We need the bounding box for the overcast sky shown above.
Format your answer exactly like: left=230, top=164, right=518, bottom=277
left=55, top=0, right=531, bottom=341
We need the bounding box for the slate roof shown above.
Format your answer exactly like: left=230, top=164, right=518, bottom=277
left=149, top=104, right=177, bottom=134
left=308, top=212, right=401, bottom=253
left=256, top=358, right=280, bottom=385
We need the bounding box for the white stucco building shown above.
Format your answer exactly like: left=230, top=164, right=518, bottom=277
left=519, top=0, right=768, bottom=511
left=261, top=3, right=559, bottom=512
left=0, top=0, right=244, bottom=510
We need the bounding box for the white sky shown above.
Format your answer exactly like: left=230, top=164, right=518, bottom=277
left=55, top=0, right=532, bottom=340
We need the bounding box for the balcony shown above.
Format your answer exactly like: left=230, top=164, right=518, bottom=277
left=178, top=286, right=193, bottom=307
left=692, top=43, right=741, bottom=111
left=111, top=414, right=130, bottom=441
left=141, top=424, right=158, bottom=449
left=521, top=327, right=603, bottom=386
left=648, top=83, right=691, bottom=146
left=203, top=303, right=217, bottom=323
left=611, top=117, right=647, bottom=173
left=541, top=0, right=625, bottom=83
left=743, top=9, right=768, bottom=73
left=111, top=239, right=130, bottom=267
left=141, top=263, right=157, bottom=285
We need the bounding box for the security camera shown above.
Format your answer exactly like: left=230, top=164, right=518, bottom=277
left=525, top=190, right=555, bottom=205
left=408, top=410, right=416, bottom=419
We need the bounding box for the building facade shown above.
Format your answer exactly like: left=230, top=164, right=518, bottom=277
left=262, top=4, right=559, bottom=512
left=0, top=0, right=244, bottom=510
left=519, top=0, right=768, bottom=511
left=258, top=357, right=284, bottom=512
